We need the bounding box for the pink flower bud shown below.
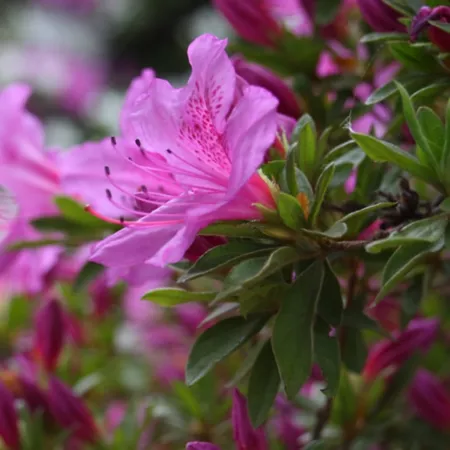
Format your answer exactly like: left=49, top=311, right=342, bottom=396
left=409, top=370, right=450, bottom=431
left=363, top=318, right=439, bottom=380
left=34, top=299, right=66, bottom=372
left=356, top=0, right=406, bottom=32
left=213, top=0, right=282, bottom=47
left=411, top=6, right=450, bottom=52
left=232, top=389, right=268, bottom=450
left=19, top=376, right=49, bottom=415
left=0, top=382, right=20, bottom=450
left=232, top=56, right=301, bottom=118
left=48, top=378, right=98, bottom=443
left=187, top=443, right=221, bottom=450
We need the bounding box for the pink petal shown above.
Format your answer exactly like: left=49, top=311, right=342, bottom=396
left=225, top=85, right=278, bottom=197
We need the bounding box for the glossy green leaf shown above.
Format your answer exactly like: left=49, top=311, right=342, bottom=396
left=317, top=262, right=343, bottom=327
left=389, top=42, right=442, bottom=72
left=277, top=192, right=306, bottom=230
left=342, top=309, right=388, bottom=336
left=365, top=74, right=435, bottom=105
left=341, top=327, right=368, bottom=373
left=417, top=107, right=445, bottom=162
left=54, top=196, right=107, bottom=227
left=310, top=164, right=335, bottom=226
left=337, top=202, right=396, bottom=234
left=330, top=368, right=357, bottom=425
left=376, top=239, right=444, bottom=301
left=314, top=319, right=340, bottom=396
left=248, top=340, right=280, bottom=427
left=441, top=99, right=450, bottom=171
left=360, top=32, right=408, bottom=43
left=351, top=131, right=437, bottom=186
left=366, top=215, right=448, bottom=253
left=179, top=241, right=277, bottom=283
left=301, top=222, right=348, bottom=240
left=293, top=114, right=317, bottom=179
left=142, top=288, right=215, bottom=307
left=395, top=82, right=438, bottom=172
left=272, top=261, right=324, bottom=398
left=73, top=262, right=105, bottom=292
left=186, top=315, right=269, bottom=385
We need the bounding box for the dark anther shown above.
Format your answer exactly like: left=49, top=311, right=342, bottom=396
left=166, top=149, right=173, bottom=154
left=105, top=189, right=112, bottom=200
left=120, top=216, right=125, bottom=224
left=135, top=138, right=141, bottom=147
left=104, top=166, right=111, bottom=176
left=141, top=185, right=148, bottom=193
left=128, top=157, right=133, bottom=161
left=111, top=136, right=117, bottom=146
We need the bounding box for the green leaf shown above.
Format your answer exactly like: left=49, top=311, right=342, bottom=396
left=277, top=192, right=306, bottom=230
left=7, top=238, right=65, bottom=251
left=401, top=274, right=426, bottom=327
left=330, top=368, right=357, bottom=425
left=441, top=99, right=450, bottom=171
left=31, top=216, right=86, bottom=234
left=199, top=221, right=268, bottom=239
left=179, top=241, right=277, bottom=283
left=317, top=262, right=343, bottom=327
left=300, top=222, right=347, bottom=240
left=310, top=164, right=335, bottom=226
left=272, top=261, right=325, bottom=398
left=341, top=327, right=368, bottom=373
left=303, top=442, right=326, bottom=450
left=293, top=114, right=317, bottom=179
left=376, top=239, right=443, bottom=301
left=186, top=315, right=269, bottom=385
left=417, top=107, right=445, bottom=162
left=395, top=82, right=438, bottom=172
left=54, top=196, right=107, bottom=227
left=323, top=141, right=358, bottom=164
left=337, top=202, right=396, bottom=234
left=248, top=340, right=280, bottom=427
left=342, top=309, right=388, bottom=336
left=314, top=319, right=341, bottom=396
left=365, top=74, right=435, bottom=105
left=350, top=132, right=438, bottom=186
left=261, top=160, right=285, bottom=180
left=315, top=0, right=341, bottom=24
left=389, top=41, right=443, bottom=72
left=366, top=215, right=448, bottom=253
left=360, top=32, right=408, bottom=43
left=73, top=262, right=104, bottom=292
left=142, top=288, right=215, bottom=307
left=411, top=79, right=450, bottom=104
left=429, top=20, right=450, bottom=34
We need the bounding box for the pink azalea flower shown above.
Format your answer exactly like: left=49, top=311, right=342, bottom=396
left=90, top=34, right=279, bottom=269
left=0, top=84, right=61, bottom=296
left=408, top=369, right=450, bottom=431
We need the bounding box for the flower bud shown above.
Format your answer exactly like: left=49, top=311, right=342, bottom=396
left=0, top=382, right=20, bottom=450
left=363, top=318, right=439, bottom=380
left=411, top=6, right=450, bottom=52
left=356, top=0, right=406, bottom=32
left=232, top=389, right=268, bottom=450
left=19, top=376, right=49, bottom=416
left=48, top=377, right=98, bottom=443
left=34, top=299, right=66, bottom=372
left=232, top=56, right=301, bottom=119
left=213, top=0, right=282, bottom=47
left=186, top=443, right=221, bottom=450
left=408, top=370, right=450, bottom=431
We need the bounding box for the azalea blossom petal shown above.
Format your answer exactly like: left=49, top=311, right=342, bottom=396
left=225, top=85, right=278, bottom=197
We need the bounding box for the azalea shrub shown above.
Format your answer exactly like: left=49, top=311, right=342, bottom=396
left=2, top=0, right=450, bottom=449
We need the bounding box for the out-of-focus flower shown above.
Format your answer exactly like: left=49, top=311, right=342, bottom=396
left=367, top=297, right=401, bottom=333
left=213, top=0, right=283, bottom=47
left=411, top=6, right=450, bottom=52
left=90, top=34, right=279, bottom=270
left=273, top=396, right=306, bottom=450
left=186, top=390, right=267, bottom=450
left=232, top=56, right=301, bottom=118
left=363, top=318, right=439, bottom=380
left=408, top=370, right=450, bottom=431
left=356, top=0, right=406, bottom=33
left=0, top=83, right=61, bottom=296
left=0, top=382, right=20, bottom=450
left=187, top=443, right=221, bottom=450
left=19, top=376, right=49, bottom=415
left=232, top=389, right=268, bottom=450
left=48, top=377, right=98, bottom=443
left=34, top=299, right=66, bottom=372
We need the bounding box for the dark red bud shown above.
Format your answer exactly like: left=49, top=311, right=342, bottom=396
left=34, top=299, right=66, bottom=372
left=0, top=382, right=20, bottom=450
left=47, top=378, right=98, bottom=443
